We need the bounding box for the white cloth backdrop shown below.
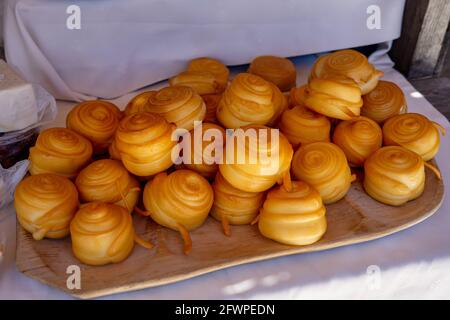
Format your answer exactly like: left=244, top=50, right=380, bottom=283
left=1, top=52, right=449, bottom=299
left=0, top=1, right=4, bottom=45
left=4, top=0, right=404, bottom=101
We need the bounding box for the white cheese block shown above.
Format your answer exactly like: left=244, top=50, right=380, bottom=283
left=0, top=60, right=38, bottom=132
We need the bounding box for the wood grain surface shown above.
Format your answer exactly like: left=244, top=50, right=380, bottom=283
left=16, top=164, right=445, bottom=299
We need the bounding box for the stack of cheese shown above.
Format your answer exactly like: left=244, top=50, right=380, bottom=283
left=14, top=50, right=444, bottom=267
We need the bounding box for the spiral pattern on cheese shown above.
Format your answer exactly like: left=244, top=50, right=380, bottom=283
left=124, top=91, right=156, bottom=116
left=332, top=116, right=382, bottom=167
left=14, top=174, right=79, bottom=240
left=279, top=105, right=331, bottom=147
left=382, top=113, right=445, bottom=161
left=187, top=57, right=229, bottom=90
left=219, top=125, right=293, bottom=193
left=169, top=71, right=223, bottom=95
left=75, top=159, right=140, bottom=213
left=267, top=83, right=289, bottom=127
left=258, top=181, right=327, bottom=245
left=29, top=128, right=93, bottom=178
left=310, top=49, right=383, bottom=94
left=142, top=170, right=214, bottom=254
left=304, top=76, right=363, bottom=120
left=114, top=112, right=178, bottom=176
left=362, top=80, right=407, bottom=123
left=216, top=73, right=276, bottom=128
left=66, top=100, right=122, bottom=153
left=202, top=94, right=222, bottom=124
left=248, top=55, right=297, bottom=92
left=146, top=86, right=206, bottom=130
left=182, top=122, right=226, bottom=178
left=364, top=146, right=426, bottom=206
left=289, top=85, right=307, bottom=108
left=211, top=172, right=264, bottom=236
left=70, top=202, right=143, bottom=266
left=291, top=142, right=355, bottom=204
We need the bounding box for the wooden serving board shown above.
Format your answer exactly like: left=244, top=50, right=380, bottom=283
left=16, top=164, right=444, bottom=299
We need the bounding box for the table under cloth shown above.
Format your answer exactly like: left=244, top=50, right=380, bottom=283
left=0, top=51, right=449, bottom=299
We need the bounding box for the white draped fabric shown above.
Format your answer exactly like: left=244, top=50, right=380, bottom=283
left=3, top=0, right=404, bottom=101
